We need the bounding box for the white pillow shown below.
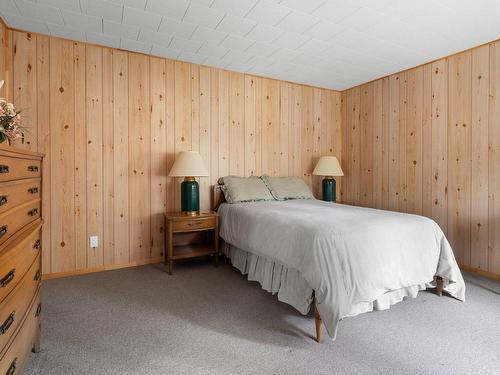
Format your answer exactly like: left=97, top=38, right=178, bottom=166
left=261, top=175, right=314, bottom=200
left=218, top=176, right=275, bottom=203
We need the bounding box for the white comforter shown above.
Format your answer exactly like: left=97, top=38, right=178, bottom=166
left=218, top=199, right=465, bottom=339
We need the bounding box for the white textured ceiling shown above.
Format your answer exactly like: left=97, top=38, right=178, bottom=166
left=1, top=0, right=500, bottom=90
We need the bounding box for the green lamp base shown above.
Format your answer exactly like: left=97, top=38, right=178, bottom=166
left=181, top=177, right=200, bottom=214
left=322, top=177, right=336, bottom=202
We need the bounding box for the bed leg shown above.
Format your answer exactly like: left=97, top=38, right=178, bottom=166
left=436, top=276, right=443, bottom=297
left=314, top=304, right=323, bottom=343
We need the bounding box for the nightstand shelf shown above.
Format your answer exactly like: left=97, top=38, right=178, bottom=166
left=164, top=211, right=219, bottom=275
left=171, top=244, right=216, bottom=260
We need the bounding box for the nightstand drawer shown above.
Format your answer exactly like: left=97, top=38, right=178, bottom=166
left=173, top=218, right=216, bottom=232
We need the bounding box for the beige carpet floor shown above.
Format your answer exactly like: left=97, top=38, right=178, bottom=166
left=24, top=260, right=500, bottom=375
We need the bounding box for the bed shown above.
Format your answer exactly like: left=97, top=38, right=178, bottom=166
left=212, top=185, right=466, bottom=342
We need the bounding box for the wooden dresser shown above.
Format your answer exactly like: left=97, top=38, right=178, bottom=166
left=0, top=148, right=43, bottom=375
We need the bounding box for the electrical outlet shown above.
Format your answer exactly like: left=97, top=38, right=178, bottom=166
left=89, top=236, right=98, bottom=248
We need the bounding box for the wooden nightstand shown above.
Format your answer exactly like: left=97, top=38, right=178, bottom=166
left=164, top=211, right=219, bottom=275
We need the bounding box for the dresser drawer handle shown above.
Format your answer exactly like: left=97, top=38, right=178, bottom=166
left=35, top=303, right=42, bottom=318
left=0, top=312, right=15, bottom=335
left=0, top=269, right=15, bottom=288
left=0, top=165, right=9, bottom=174
left=28, top=208, right=38, bottom=216
left=5, top=357, right=17, bottom=375
left=34, top=239, right=41, bottom=250
left=0, top=225, right=7, bottom=238
left=28, top=187, right=39, bottom=194
left=27, top=165, right=39, bottom=172
left=0, top=195, right=7, bottom=206
left=188, top=222, right=203, bottom=227
left=34, top=269, right=41, bottom=282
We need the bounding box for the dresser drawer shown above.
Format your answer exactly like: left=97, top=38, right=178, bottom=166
left=0, top=179, right=41, bottom=216
left=0, top=288, right=40, bottom=375
left=0, top=255, right=40, bottom=354
left=0, top=222, right=41, bottom=304
left=0, top=157, right=41, bottom=183
left=173, top=217, right=216, bottom=232
left=0, top=200, right=41, bottom=246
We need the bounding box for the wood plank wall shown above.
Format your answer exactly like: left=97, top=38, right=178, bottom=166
left=0, top=22, right=6, bottom=98
left=341, top=42, right=500, bottom=278
left=0, top=27, right=342, bottom=277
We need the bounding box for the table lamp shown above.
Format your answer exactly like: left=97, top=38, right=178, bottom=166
left=312, top=156, right=344, bottom=202
left=168, top=151, right=209, bottom=215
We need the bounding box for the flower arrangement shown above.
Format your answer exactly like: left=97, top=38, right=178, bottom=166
left=0, top=80, right=23, bottom=145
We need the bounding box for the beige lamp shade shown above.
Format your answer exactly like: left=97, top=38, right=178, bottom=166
left=168, top=151, right=209, bottom=177
left=312, top=156, right=344, bottom=177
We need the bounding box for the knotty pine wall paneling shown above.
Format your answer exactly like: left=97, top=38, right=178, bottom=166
left=113, top=50, right=130, bottom=265
left=405, top=67, right=423, bottom=215
left=448, top=52, right=472, bottom=267
left=50, top=39, right=76, bottom=274
left=12, top=31, right=37, bottom=149
left=489, top=43, right=500, bottom=276
left=301, top=87, right=313, bottom=188
left=74, top=42, right=87, bottom=271
left=359, top=83, right=374, bottom=207
left=279, top=82, right=290, bottom=177
left=470, top=46, right=489, bottom=271
left=103, top=48, right=114, bottom=266
left=0, top=22, right=6, bottom=98
left=341, top=43, right=500, bottom=278
left=244, top=75, right=257, bottom=177
left=229, top=72, right=245, bottom=177
left=150, top=57, right=167, bottom=260
left=1, top=27, right=342, bottom=278
left=421, top=65, right=433, bottom=219
left=36, top=35, right=51, bottom=273
left=86, top=45, right=104, bottom=268
left=217, top=70, right=229, bottom=182
left=129, top=53, right=151, bottom=262
left=431, top=59, right=448, bottom=233
left=199, top=66, right=211, bottom=213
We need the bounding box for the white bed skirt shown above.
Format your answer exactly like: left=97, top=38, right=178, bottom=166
left=224, top=242, right=434, bottom=324
left=223, top=242, right=314, bottom=315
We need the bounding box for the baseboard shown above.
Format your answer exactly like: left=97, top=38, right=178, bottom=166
left=42, top=257, right=164, bottom=280
left=41, top=259, right=500, bottom=282
left=459, top=264, right=500, bottom=281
